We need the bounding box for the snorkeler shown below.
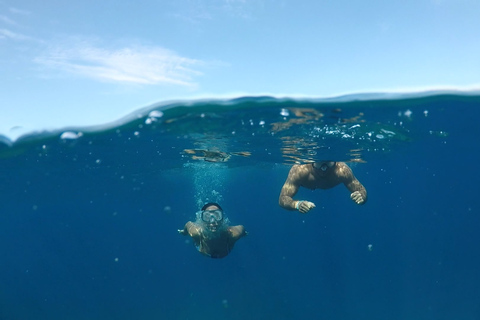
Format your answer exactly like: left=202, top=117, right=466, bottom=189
left=178, top=203, right=247, bottom=258
left=279, top=161, right=367, bottom=213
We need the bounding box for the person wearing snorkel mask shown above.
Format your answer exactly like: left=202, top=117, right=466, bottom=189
left=178, top=203, right=247, bottom=258
left=279, top=161, right=367, bottom=213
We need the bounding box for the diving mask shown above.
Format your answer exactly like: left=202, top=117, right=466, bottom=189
left=201, top=209, right=224, bottom=223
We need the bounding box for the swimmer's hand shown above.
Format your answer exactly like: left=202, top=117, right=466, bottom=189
left=296, top=200, right=316, bottom=214
left=350, top=191, right=365, bottom=205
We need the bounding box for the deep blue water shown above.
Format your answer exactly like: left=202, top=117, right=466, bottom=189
left=1, top=94, right=479, bottom=320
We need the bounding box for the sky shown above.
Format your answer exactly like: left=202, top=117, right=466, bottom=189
left=1, top=0, right=480, bottom=141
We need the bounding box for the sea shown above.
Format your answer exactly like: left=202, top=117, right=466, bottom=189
left=1, top=93, right=479, bottom=320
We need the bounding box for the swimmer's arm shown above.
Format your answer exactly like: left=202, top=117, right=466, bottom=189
left=279, top=166, right=302, bottom=210
left=178, top=221, right=201, bottom=238
left=229, top=225, right=247, bottom=241
left=342, top=167, right=367, bottom=204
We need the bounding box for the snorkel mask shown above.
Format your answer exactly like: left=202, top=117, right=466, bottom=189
left=201, top=209, right=224, bottom=223
left=313, top=161, right=336, bottom=172
left=200, top=203, right=224, bottom=232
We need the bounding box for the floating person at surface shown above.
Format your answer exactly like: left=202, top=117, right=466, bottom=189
left=279, top=161, right=367, bottom=213
left=178, top=202, right=247, bottom=258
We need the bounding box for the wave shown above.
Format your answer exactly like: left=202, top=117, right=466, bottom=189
left=1, top=91, right=478, bottom=167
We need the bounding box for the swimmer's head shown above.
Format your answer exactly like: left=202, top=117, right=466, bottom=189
left=200, top=203, right=224, bottom=232
left=313, top=161, right=336, bottom=172
left=201, top=202, right=223, bottom=212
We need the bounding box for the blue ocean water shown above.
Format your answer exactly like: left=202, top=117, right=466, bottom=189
left=1, top=93, right=479, bottom=320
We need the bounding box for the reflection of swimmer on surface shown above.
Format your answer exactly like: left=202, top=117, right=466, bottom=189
left=279, top=161, right=367, bottom=213
left=184, top=149, right=231, bottom=162
left=178, top=203, right=247, bottom=258
left=183, top=149, right=251, bottom=163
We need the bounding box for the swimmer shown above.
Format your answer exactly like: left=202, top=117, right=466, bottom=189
left=279, top=161, right=367, bottom=213
left=178, top=203, right=247, bottom=258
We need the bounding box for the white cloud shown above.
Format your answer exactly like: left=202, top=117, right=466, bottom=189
left=0, top=14, right=17, bottom=25
left=0, top=28, right=29, bottom=40
left=35, top=43, right=204, bottom=86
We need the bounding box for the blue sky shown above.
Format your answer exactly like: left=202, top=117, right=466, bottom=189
left=1, top=0, right=480, bottom=140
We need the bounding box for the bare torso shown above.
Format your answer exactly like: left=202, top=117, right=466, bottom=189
left=184, top=223, right=245, bottom=258
left=279, top=162, right=367, bottom=211
left=298, top=164, right=345, bottom=190
left=198, top=230, right=232, bottom=258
